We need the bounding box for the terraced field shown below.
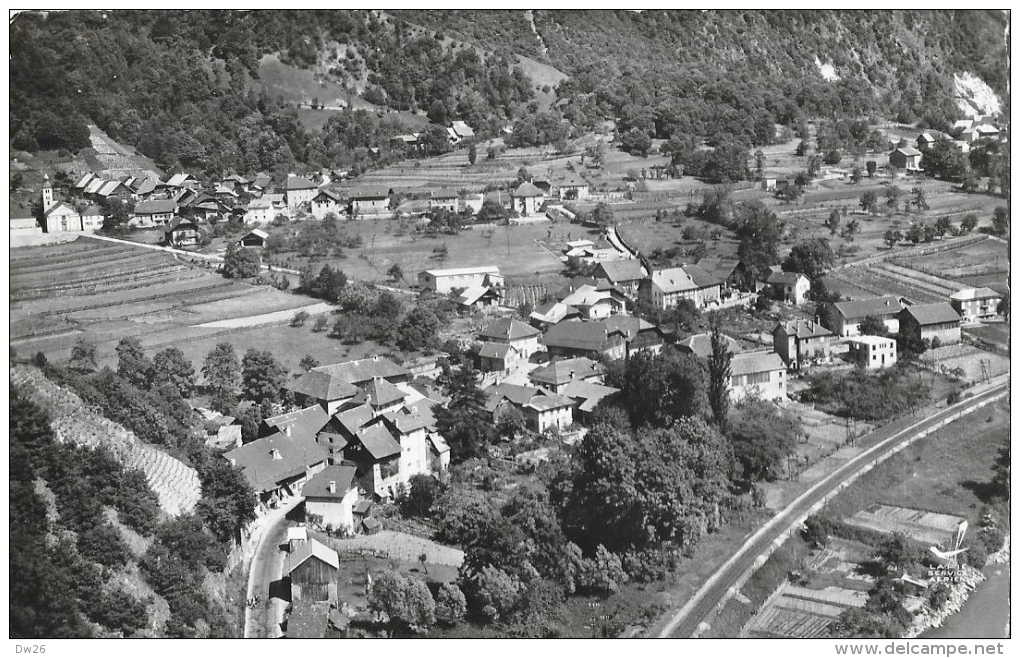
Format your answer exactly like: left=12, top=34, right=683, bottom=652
left=9, top=237, right=333, bottom=370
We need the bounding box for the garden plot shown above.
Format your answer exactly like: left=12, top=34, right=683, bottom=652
left=845, top=504, right=966, bottom=547
left=743, top=583, right=864, bottom=638
left=919, top=343, right=1010, bottom=382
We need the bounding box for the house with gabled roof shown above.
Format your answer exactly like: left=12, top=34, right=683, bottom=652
left=949, top=287, right=1001, bottom=322
left=224, top=432, right=330, bottom=505
left=827, top=295, right=904, bottom=336
left=640, top=265, right=722, bottom=310
left=285, top=537, right=339, bottom=602
left=259, top=405, right=332, bottom=443
left=350, top=377, right=408, bottom=416
left=419, top=266, right=503, bottom=294
left=510, top=182, right=545, bottom=216
left=728, top=351, right=787, bottom=402
left=524, top=393, right=574, bottom=433
left=478, top=317, right=542, bottom=358
left=558, top=380, right=620, bottom=422
left=303, top=464, right=361, bottom=533
left=131, top=199, right=178, bottom=226
left=454, top=285, right=501, bottom=310
left=164, top=217, right=200, bottom=248
left=889, top=147, right=923, bottom=172
left=529, top=300, right=582, bottom=328
left=898, top=303, right=962, bottom=346
left=846, top=335, right=897, bottom=370
left=559, top=284, right=627, bottom=319
left=558, top=175, right=590, bottom=201
left=310, top=189, right=343, bottom=220
left=478, top=341, right=523, bottom=374
left=243, top=197, right=274, bottom=225
left=450, top=120, right=475, bottom=141
left=430, top=188, right=459, bottom=213
left=765, top=270, right=811, bottom=305
left=313, top=356, right=410, bottom=388
left=239, top=228, right=269, bottom=248
left=592, top=259, right=646, bottom=298
left=285, top=174, right=318, bottom=209
left=165, top=172, right=199, bottom=189
left=601, top=315, right=665, bottom=357
left=347, top=188, right=392, bottom=218
left=528, top=357, right=603, bottom=393
left=772, top=319, right=833, bottom=369
left=676, top=332, right=740, bottom=360
left=286, top=371, right=361, bottom=414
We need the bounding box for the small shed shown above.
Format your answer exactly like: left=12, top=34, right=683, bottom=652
left=285, top=538, right=339, bottom=601
left=239, top=228, right=269, bottom=248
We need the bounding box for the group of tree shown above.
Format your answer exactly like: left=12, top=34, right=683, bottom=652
left=800, top=364, right=931, bottom=421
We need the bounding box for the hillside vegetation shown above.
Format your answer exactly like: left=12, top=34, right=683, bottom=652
left=10, top=10, right=1007, bottom=178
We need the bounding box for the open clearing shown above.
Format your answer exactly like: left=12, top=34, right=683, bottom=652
left=9, top=237, right=341, bottom=373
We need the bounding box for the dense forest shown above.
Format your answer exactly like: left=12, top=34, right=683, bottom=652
left=10, top=10, right=1007, bottom=178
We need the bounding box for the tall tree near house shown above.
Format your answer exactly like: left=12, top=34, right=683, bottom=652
left=151, top=347, right=195, bottom=397
left=202, top=342, right=241, bottom=410
left=960, top=214, right=978, bottom=234
left=885, top=185, right=903, bottom=212
left=991, top=206, right=1009, bottom=235
left=754, top=149, right=765, bottom=181
left=116, top=337, right=154, bottom=390
left=468, top=143, right=477, bottom=166
left=727, top=396, right=801, bottom=482
left=734, top=201, right=784, bottom=276
left=866, top=160, right=877, bottom=178
left=194, top=457, right=257, bottom=544
left=783, top=238, right=836, bottom=280
left=387, top=263, right=404, bottom=283
left=884, top=229, right=903, bottom=248
left=241, top=349, right=287, bottom=405
left=222, top=242, right=261, bottom=278
left=911, top=187, right=929, bottom=212
left=825, top=208, right=841, bottom=235
left=707, top=320, right=732, bottom=432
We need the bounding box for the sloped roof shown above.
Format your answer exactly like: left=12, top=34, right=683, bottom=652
left=901, top=303, right=962, bottom=326
left=559, top=380, right=620, bottom=412
left=313, top=189, right=342, bottom=202
left=253, top=175, right=272, bottom=188
left=730, top=351, right=786, bottom=377
left=479, top=317, right=541, bottom=341
left=263, top=405, right=331, bottom=441
left=348, top=187, right=392, bottom=199
left=525, top=393, right=574, bottom=412
left=286, top=175, right=317, bottom=190
left=431, top=188, right=459, bottom=200
left=683, top=264, right=723, bottom=288
left=84, top=179, right=105, bottom=195
left=766, top=270, right=808, bottom=285
left=74, top=173, right=97, bottom=189
left=96, top=180, right=128, bottom=197
left=528, top=357, right=601, bottom=387
left=512, top=182, right=544, bottom=197
left=560, top=285, right=618, bottom=309
left=334, top=404, right=375, bottom=436
left=303, top=464, right=358, bottom=500
left=649, top=267, right=697, bottom=293
left=135, top=200, right=178, bottom=214
left=774, top=320, right=832, bottom=340
left=242, top=228, right=269, bottom=240
left=834, top=295, right=903, bottom=320
left=355, top=377, right=407, bottom=408
left=676, top=333, right=739, bottom=358
left=950, top=287, right=1000, bottom=301
left=451, top=120, right=474, bottom=138
left=478, top=342, right=516, bottom=359
left=285, top=538, right=339, bottom=574
left=132, top=178, right=158, bottom=195
left=600, top=315, right=656, bottom=339
left=380, top=403, right=436, bottom=434
left=485, top=383, right=541, bottom=410
left=224, top=433, right=329, bottom=492
left=917, top=132, right=936, bottom=143
left=893, top=147, right=923, bottom=157
left=43, top=201, right=78, bottom=218
left=541, top=319, right=610, bottom=352
left=166, top=217, right=198, bottom=231
left=166, top=173, right=192, bottom=187
left=593, top=259, right=646, bottom=283
left=287, top=370, right=361, bottom=402
left=455, top=285, right=499, bottom=306
left=287, top=601, right=330, bottom=639
left=355, top=423, right=402, bottom=461
left=425, top=265, right=500, bottom=277
left=314, top=357, right=408, bottom=386
left=529, top=300, right=580, bottom=325
left=696, top=259, right=743, bottom=281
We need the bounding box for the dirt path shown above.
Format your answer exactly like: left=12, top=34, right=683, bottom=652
left=195, top=302, right=334, bottom=329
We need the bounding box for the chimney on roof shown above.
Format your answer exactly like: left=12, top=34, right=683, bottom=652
left=271, top=448, right=282, bottom=460
left=328, top=480, right=336, bottom=493
left=284, top=426, right=291, bottom=436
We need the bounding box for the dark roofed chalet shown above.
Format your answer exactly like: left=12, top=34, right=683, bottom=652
left=528, top=357, right=601, bottom=389
left=351, top=423, right=402, bottom=462
left=352, top=377, right=407, bottom=409
left=478, top=317, right=541, bottom=342
left=511, top=182, right=544, bottom=198
left=303, top=463, right=358, bottom=501
left=833, top=296, right=904, bottom=321
left=899, top=302, right=961, bottom=326
left=224, top=432, right=329, bottom=494
left=286, top=175, right=317, bottom=191
left=313, top=356, right=409, bottom=387
left=260, top=405, right=331, bottom=441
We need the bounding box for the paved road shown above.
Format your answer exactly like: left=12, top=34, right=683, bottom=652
left=244, top=498, right=302, bottom=638
left=653, top=377, right=1009, bottom=638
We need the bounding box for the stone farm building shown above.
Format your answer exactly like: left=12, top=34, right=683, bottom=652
left=285, top=175, right=318, bottom=209
left=348, top=188, right=392, bottom=218
left=592, top=259, right=647, bottom=298
left=764, top=270, right=810, bottom=305
left=898, top=303, right=962, bottom=346
left=132, top=199, right=178, bottom=226
left=640, top=265, right=722, bottom=310
left=828, top=296, right=904, bottom=337
left=510, top=182, right=545, bottom=216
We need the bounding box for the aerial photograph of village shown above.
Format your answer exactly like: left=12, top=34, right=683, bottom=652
left=8, top=9, right=1011, bottom=646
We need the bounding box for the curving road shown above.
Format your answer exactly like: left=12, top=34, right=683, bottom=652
left=654, top=377, right=1009, bottom=638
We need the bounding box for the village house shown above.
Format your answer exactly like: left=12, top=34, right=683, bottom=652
left=419, top=265, right=504, bottom=294
left=313, top=356, right=411, bottom=389
left=285, top=600, right=348, bottom=639
left=916, top=132, right=939, bottom=150
left=164, top=217, right=200, bottom=247
left=559, top=284, right=627, bottom=319
left=129, top=177, right=159, bottom=201
left=239, top=228, right=269, bottom=248
left=529, top=300, right=582, bottom=328
left=285, top=538, right=340, bottom=602
left=827, top=296, right=904, bottom=336
left=163, top=172, right=200, bottom=191
left=949, top=287, right=1002, bottom=322
left=541, top=317, right=663, bottom=362
left=242, top=198, right=275, bottom=225
left=675, top=332, right=740, bottom=359
left=224, top=432, right=330, bottom=507
left=343, top=423, right=403, bottom=499
left=349, top=377, right=408, bottom=417
left=286, top=371, right=361, bottom=415
left=559, top=379, right=620, bottom=423
left=772, top=319, right=833, bottom=369
left=477, top=316, right=541, bottom=359
left=478, top=342, right=523, bottom=374
left=310, top=189, right=343, bottom=220
left=557, top=176, right=590, bottom=201
left=259, top=405, right=332, bottom=443
left=302, top=464, right=360, bottom=533
left=528, top=357, right=603, bottom=393
left=285, top=174, right=319, bottom=209
left=523, top=394, right=575, bottom=433
left=348, top=188, right=392, bottom=218
left=640, top=265, right=722, bottom=310
left=390, top=133, right=421, bottom=151
left=484, top=383, right=542, bottom=424
left=429, top=189, right=459, bottom=213
left=510, top=182, right=545, bottom=217
left=131, top=199, right=178, bottom=226
left=846, top=335, right=898, bottom=370
left=889, top=147, right=923, bottom=172
left=591, top=259, right=647, bottom=298
left=765, top=270, right=811, bottom=305
left=450, top=120, right=475, bottom=142
left=898, top=303, right=962, bottom=346
left=602, top=315, right=666, bottom=357
left=459, top=193, right=485, bottom=215
left=728, top=351, right=787, bottom=402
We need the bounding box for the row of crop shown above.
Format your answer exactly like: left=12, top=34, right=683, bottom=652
left=868, top=262, right=961, bottom=296
left=14, top=250, right=173, bottom=279
left=34, top=280, right=238, bottom=317
left=12, top=264, right=196, bottom=301
left=13, top=257, right=188, bottom=292
left=856, top=269, right=944, bottom=303
left=8, top=238, right=124, bottom=263
left=11, top=245, right=150, bottom=276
